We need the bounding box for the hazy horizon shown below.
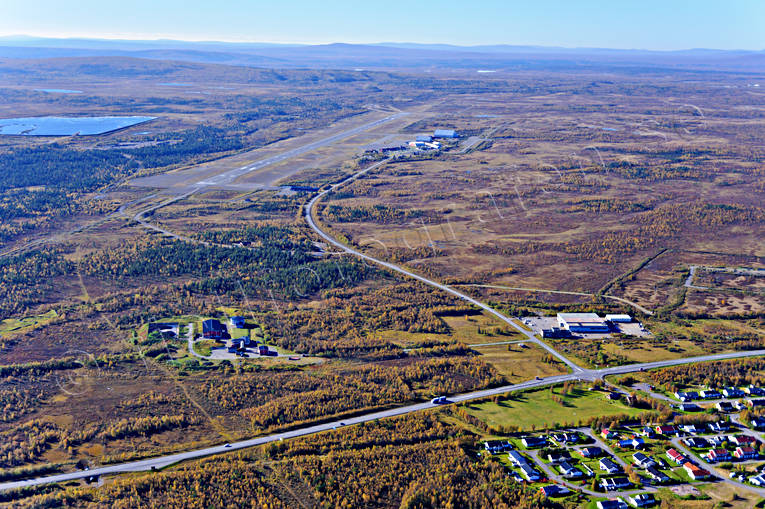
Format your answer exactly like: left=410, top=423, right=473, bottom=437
left=2, top=0, right=764, bottom=51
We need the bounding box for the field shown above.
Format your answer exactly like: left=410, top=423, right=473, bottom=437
left=461, top=385, right=644, bottom=431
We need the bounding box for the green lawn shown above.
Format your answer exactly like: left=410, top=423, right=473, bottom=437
left=462, top=386, right=646, bottom=430
left=231, top=327, right=250, bottom=340
left=193, top=340, right=217, bottom=357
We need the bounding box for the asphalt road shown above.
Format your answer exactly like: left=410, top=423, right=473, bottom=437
left=304, top=164, right=585, bottom=374
left=671, top=437, right=765, bottom=496
left=5, top=123, right=765, bottom=494
left=5, top=350, right=765, bottom=492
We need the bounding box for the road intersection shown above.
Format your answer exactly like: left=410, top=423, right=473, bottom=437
left=3, top=112, right=764, bottom=497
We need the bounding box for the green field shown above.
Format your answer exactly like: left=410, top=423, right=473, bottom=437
left=462, top=386, right=645, bottom=430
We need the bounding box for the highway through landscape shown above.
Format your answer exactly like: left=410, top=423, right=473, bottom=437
left=5, top=143, right=765, bottom=492
left=4, top=117, right=764, bottom=495
left=3, top=349, right=765, bottom=492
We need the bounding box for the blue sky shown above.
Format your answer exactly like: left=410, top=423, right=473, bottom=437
left=1, top=0, right=763, bottom=50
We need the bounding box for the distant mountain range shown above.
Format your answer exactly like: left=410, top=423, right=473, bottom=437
left=0, top=36, right=763, bottom=73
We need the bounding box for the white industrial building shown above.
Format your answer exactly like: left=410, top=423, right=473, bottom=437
left=557, top=313, right=610, bottom=333
left=605, top=314, right=632, bottom=323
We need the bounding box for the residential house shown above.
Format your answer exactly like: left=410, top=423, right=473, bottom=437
left=558, top=461, right=583, bottom=479
left=655, top=425, right=677, bottom=436
left=618, top=438, right=645, bottom=449
left=600, top=477, right=631, bottom=491
left=675, top=391, right=698, bottom=401
left=484, top=440, right=513, bottom=454
left=539, top=484, right=570, bottom=497
left=707, top=448, right=732, bottom=462
left=632, top=452, right=656, bottom=468
left=551, top=432, right=579, bottom=445
left=745, top=386, right=765, bottom=396
left=723, top=387, right=744, bottom=398
left=716, top=401, right=734, bottom=413
left=646, top=466, right=670, bottom=483
left=729, top=435, right=758, bottom=447
left=629, top=493, right=657, bottom=507
left=508, top=450, right=529, bottom=467
left=607, top=392, right=622, bottom=401
left=734, top=446, right=758, bottom=460
left=751, top=474, right=765, bottom=486
left=599, top=457, right=622, bottom=474
left=747, top=399, right=765, bottom=408
left=751, top=416, right=765, bottom=430
left=709, top=435, right=727, bottom=446
left=547, top=451, right=570, bottom=464
left=679, top=403, right=702, bottom=412
left=708, top=421, right=730, bottom=433
left=520, top=463, right=541, bottom=482
left=638, top=426, right=656, bottom=438
left=580, top=446, right=603, bottom=458
left=666, top=448, right=686, bottom=465
left=601, top=429, right=619, bottom=440
left=683, top=437, right=709, bottom=449
left=680, top=424, right=703, bottom=434
left=699, top=389, right=721, bottom=399
left=683, top=462, right=711, bottom=480
left=597, top=500, right=628, bottom=509
left=521, top=436, right=547, bottom=448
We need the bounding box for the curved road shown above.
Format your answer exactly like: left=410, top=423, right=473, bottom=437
left=6, top=141, right=765, bottom=493
left=304, top=160, right=584, bottom=374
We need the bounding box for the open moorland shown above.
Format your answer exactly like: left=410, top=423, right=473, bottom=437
left=0, top=54, right=764, bottom=508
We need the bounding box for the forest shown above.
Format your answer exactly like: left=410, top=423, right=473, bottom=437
left=0, top=413, right=553, bottom=509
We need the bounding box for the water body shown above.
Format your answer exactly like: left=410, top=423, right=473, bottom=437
left=34, top=89, right=83, bottom=94
left=159, top=82, right=193, bottom=87
left=0, top=116, right=157, bottom=136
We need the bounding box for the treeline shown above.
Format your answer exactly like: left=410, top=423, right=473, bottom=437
left=0, top=126, right=242, bottom=193
left=322, top=203, right=426, bottom=223
left=0, top=126, right=243, bottom=245
left=648, top=358, right=765, bottom=391
left=80, top=237, right=312, bottom=279
left=194, top=224, right=308, bottom=247
left=100, top=414, right=200, bottom=440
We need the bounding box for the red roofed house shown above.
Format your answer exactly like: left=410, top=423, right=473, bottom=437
left=734, top=446, right=758, bottom=460
left=730, top=435, right=758, bottom=447
left=601, top=429, right=618, bottom=440
left=655, top=425, right=677, bottom=436
left=666, top=448, right=686, bottom=465
left=707, top=448, right=731, bottom=462
left=683, top=462, right=711, bottom=480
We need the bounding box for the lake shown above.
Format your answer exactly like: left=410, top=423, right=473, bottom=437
left=0, top=116, right=157, bottom=136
